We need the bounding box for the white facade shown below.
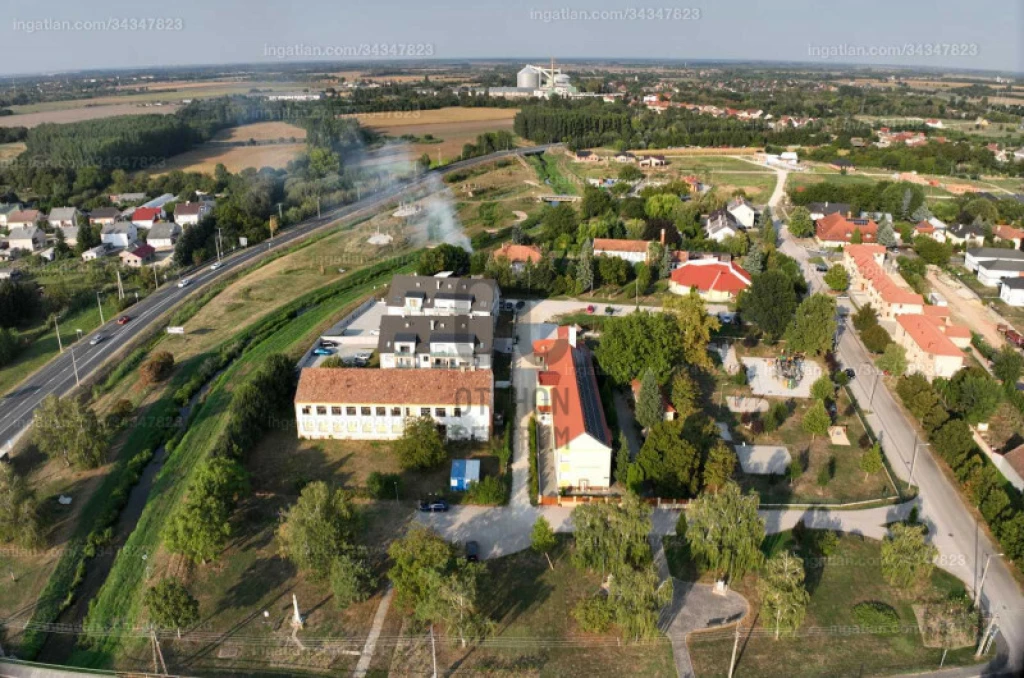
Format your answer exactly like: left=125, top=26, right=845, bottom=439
left=379, top=338, right=491, bottom=370
left=101, top=223, right=138, bottom=249
left=1001, top=281, right=1024, bottom=307
left=978, top=263, right=1024, bottom=287
left=295, top=401, right=490, bottom=442
left=556, top=434, right=612, bottom=490
left=727, top=202, right=757, bottom=228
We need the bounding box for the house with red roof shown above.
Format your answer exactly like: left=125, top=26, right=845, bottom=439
left=131, top=207, right=164, bottom=228
left=994, top=224, right=1024, bottom=249
left=815, top=213, right=879, bottom=247
left=843, top=244, right=924, bottom=320
left=893, top=313, right=967, bottom=380
left=593, top=238, right=652, bottom=264
left=668, top=260, right=751, bottom=302
left=532, top=326, right=612, bottom=492
left=493, top=242, right=543, bottom=272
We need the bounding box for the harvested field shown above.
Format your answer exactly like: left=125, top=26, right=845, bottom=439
left=0, top=142, right=25, bottom=162
left=349, top=107, right=518, bottom=128
left=210, top=121, right=307, bottom=142
left=151, top=143, right=305, bottom=174
left=0, top=103, right=181, bottom=128
left=352, top=107, right=519, bottom=161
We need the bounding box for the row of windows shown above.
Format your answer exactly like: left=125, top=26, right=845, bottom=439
left=299, top=405, right=463, bottom=418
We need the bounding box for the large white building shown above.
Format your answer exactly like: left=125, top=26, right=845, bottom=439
left=377, top=315, right=493, bottom=370
left=294, top=368, right=493, bottom=442
left=384, top=275, right=500, bottom=319
left=965, top=248, right=1024, bottom=287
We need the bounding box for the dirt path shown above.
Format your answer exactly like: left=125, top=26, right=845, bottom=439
left=925, top=268, right=1007, bottom=348
left=351, top=586, right=394, bottom=678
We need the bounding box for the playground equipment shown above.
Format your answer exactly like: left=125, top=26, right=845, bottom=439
left=772, top=352, right=805, bottom=390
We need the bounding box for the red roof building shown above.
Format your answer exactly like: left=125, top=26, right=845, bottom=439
left=131, top=207, right=163, bottom=224
left=815, top=212, right=879, bottom=245
left=668, top=260, right=751, bottom=301
left=493, top=242, right=543, bottom=265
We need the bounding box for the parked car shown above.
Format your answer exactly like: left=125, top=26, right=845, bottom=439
left=116, top=315, right=131, bottom=325
left=465, top=541, right=480, bottom=562
left=177, top=278, right=192, bottom=288
left=418, top=497, right=449, bottom=513
left=210, top=261, right=222, bottom=271
left=826, top=400, right=838, bottom=421
left=312, top=347, right=334, bottom=356
left=586, top=305, right=596, bottom=314
left=89, top=334, right=105, bottom=346
left=319, top=339, right=338, bottom=348
left=815, top=263, right=829, bottom=273
left=844, top=368, right=856, bottom=379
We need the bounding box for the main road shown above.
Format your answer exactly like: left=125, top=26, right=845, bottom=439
left=0, top=144, right=559, bottom=453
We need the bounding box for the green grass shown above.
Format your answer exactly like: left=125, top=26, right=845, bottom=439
left=528, top=154, right=578, bottom=195
left=73, top=260, right=414, bottom=668
left=684, top=531, right=987, bottom=678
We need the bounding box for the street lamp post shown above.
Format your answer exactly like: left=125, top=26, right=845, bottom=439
left=909, top=436, right=927, bottom=487
left=71, top=346, right=80, bottom=386
left=96, top=291, right=105, bottom=325
left=974, top=552, right=1003, bottom=609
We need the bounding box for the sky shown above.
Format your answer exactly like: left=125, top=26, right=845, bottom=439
left=2, top=0, right=1021, bottom=76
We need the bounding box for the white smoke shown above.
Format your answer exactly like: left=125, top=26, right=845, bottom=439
left=410, top=172, right=472, bottom=251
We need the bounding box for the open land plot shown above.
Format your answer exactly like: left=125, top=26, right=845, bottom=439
left=352, top=107, right=520, bottom=162
left=685, top=532, right=986, bottom=678
left=0, top=104, right=181, bottom=128
left=150, top=142, right=306, bottom=174
left=209, top=121, right=307, bottom=142
left=0, top=141, right=26, bottom=161
left=453, top=161, right=545, bottom=235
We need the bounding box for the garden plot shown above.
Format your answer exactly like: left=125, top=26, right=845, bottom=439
left=726, top=395, right=769, bottom=413
left=735, top=444, right=792, bottom=475
left=743, top=356, right=814, bottom=398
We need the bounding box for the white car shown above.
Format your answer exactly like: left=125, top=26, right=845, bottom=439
left=177, top=278, right=192, bottom=288
left=89, top=334, right=105, bottom=346
left=210, top=261, right=222, bottom=271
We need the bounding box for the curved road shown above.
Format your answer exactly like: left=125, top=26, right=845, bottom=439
left=0, top=144, right=558, bottom=452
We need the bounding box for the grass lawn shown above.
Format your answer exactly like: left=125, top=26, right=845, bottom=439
left=684, top=531, right=988, bottom=678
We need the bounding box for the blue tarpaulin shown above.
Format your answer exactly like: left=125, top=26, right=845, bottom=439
left=450, top=459, right=481, bottom=491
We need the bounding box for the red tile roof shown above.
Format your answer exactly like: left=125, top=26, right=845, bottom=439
left=594, top=238, right=650, bottom=254
left=123, top=244, right=155, bottom=259
left=914, top=220, right=935, bottom=234
left=922, top=305, right=950, bottom=318
left=846, top=244, right=923, bottom=307
left=815, top=213, right=879, bottom=243
left=995, top=225, right=1024, bottom=241
left=493, top=243, right=542, bottom=264
left=294, top=368, right=493, bottom=409
left=532, top=329, right=611, bottom=449
left=132, top=207, right=162, bottom=222
left=897, top=314, right=963, bottom=357
left=670, top=260, right=751, bottom=296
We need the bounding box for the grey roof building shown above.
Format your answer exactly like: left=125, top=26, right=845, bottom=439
left=377, top=315, right=493, bottom=370
left=385, top=275, right=500, bottom=318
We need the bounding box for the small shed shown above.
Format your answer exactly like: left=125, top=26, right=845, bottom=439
left=450, top=459, right=481, bottom=491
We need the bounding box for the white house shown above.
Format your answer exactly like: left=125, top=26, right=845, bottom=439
left=894, top=314, right=967, bottom=381
left=130, top=207, right=164, bottom=229
left=101, top=222, right=138, bottom=249
left=669, top=260, right=752, bottom=302
left=60, top=226, right=79, bottom=247
left=706, top=210, right=741, bottom=242
left=726, top=197, right=757, bottom=229
left=0, top=204, right=22, bottom=228
left=377, top=315, right=493, bottom=370
left=81, top=245, right=110, bottom=262
left=47, top=207, right=80, bottom=229
left=174, top=201, right=214, bottom=226
left=6, top=209, right=43, bottom=231
left=385, top=275, right=500, bottom=319
left=6, top=226, right=45, bottom=252
left=294, top=367, right=493, bottom=442
left=147, top=222, right=181, bottom=250
left=593, top=238, right=651, bottom=264
left=1000, top=278, right=1024, bottom=307
left=965, top=248, right=1024, bottom=286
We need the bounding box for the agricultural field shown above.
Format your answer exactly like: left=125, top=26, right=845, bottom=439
left=351, top=107, right=519, bottom=162
left=150, top=142, right=306, bottom=174
left=0, top=104, right=182, bottom=128
left=0, top=141, right=26, bottom=162
left=209, top=121, right=307, bottom=143
left=684, top=531, right=986, bottom=678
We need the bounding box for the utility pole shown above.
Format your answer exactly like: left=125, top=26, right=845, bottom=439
left=728, top=623, right=741, bottom=678
left=317, top=196, right=322, bottom=219
left=430, top=624, right=438, bottom=678
left=152, top=265, right=159, bottom=289
left=71, top=347, right=80, bottom=386
left=976, top=614, right=998, bottom=657
left=96, top=291, right=105, bottom=325
left=55, top=316, right=63, bottom=353
left=116, top=270, right=124, bottom=300
left=910, top=439, right=926, bottom=487
left=217, top=228, right=223, bottom=261
left=974, top=552, right=1003, bottom=609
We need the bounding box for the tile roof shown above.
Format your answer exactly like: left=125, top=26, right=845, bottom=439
left=132, top=207, right=162, bottom=222
left=386, top=275, right=498, bottom=312
left=593, top=238, right=651, bottom=253
left=7, top=226, right=41, bottom=240
left=532, top=330, right=611, bottom=449
left=174, top=202, right=212, bottom=216
left=48, top=207, right=78, bottom=221
left=995, top=225, right=1024, bottom=241
left=846, top=244, right=923, bottom=306
left=815, top=213, right=878, bottom=243
left=897, top=314, right=963, bottom=357
left=123, top=244, right=155, bottom=259
left=967, top=247, right=1024, bottom=262
left=493, top=242, right=543, bottom=264
left=1003, top=444, right=1024, bottom=481
left=670, top=260, right=751, bottom=295
left=88, top=207, right=121, bottom=220
left=807, top=202, right=851, bottom=216
left=7, top=209, right=41, bottom=224
left=148, top=222, right=181, bottom=239
left=377, top=315, right=494, bottom=355
left=295, top=367, right=492, bottom=409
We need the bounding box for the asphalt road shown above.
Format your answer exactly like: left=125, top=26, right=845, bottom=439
left=0, top=144, right=558, bottom=453
left=779, top=226, right=1024, bottom=673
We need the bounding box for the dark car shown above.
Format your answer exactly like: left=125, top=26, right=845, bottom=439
left=515, top=300, right=526, bottom=310
left=826, top=400, right=838, bottom=421
left=418, top=497, right=449, bottom=513
left=844, top=368, right=856, bottom=379
left=815, top=263, right=829, bottom=273
left=465, top=540, right=480, bottom=562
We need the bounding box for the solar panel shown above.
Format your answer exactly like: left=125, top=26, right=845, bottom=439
left=572, top=349, right=606, bottom=442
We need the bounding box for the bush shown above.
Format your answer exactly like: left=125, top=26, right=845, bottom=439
left=139, top=351, right=175, bottom=385
left=464, top=475, right=507, bottom=505
left=812, top=530, right=839, bottom=556
left=852, top=601, right=901, bottom=635
left=764, top=401, right=789, bottom=433
left=529, top=416, right=539, bottom=502
left=329, top=552, right=376, bottom=609
left=573, top=595, right=614, bottom=633
left=366, top=472, right=402, bottom=500
left=733, top=369, right=749, bottom=386
left=861, top=325, right=892, bottom=354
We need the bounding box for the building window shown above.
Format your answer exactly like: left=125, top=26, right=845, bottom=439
left=453, top=407, right=462, bottom=417
left=361, top=407, right=371, bottom=416
left=316, top=406, right=327, bottom=416
left=346, top=406, right=357, bottom=416
left=406, top=407, right=413, bottom=417
left=376, top=406, right=386, bottom=417
left=435, top=407, right=446, bottom=417
left=420, top=407, right=431, bottom=417
left=391, top=407, right=402, bottom=417
left=301, top=406, right=311, bottom=415
left=331, top=406, right=342, bottom=416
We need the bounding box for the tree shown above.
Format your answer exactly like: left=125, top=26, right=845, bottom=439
left=742, top=270, right=797, bottom=339
left=861, top=324, right=892, bottom=354
left=621, top=351, right=661, bottom=427
left=330, top=551, right=376, bottom=609
left=394, top=416, right=447, bottom=469
left=993, top=345, right=1024, bottom=386
left=144, top=579, right=199, bottom=638
left=913, top=236, right=953, bottom=266
left=637, top=421, right=702, bottom=497
left=531, top=516, right=557, bottom=569
left=878, top=221, right=897, bottom=248
left=743, top=243, right=765, bottom=274
left=670, top=370, right=701, bottom=421
left=810, top=374, right=835, bottom=402
left=850, top=227, right=864, bottom=245
left=576, top=239, right=595, bottom=293
left=597, top=255, right=630, bottom=287
left=664, top=290, right=721, bottom=370
left=881, top=523, right=937, bottom=590
left=645, top=194, right=681, bottom=220
left=541, top=203, right=578, bottom=243
left=0, top=464, right=40, bottom=548
left=164, top=457, right=248, bottom=565
left=860, top=443, right=884, bottom=479
left=595, top=311, right=685, bottom=385
left=785, top=294, right=837, bottom=356
left=703, top=441, right=737, bottom=492
left=877, top=343, right=908, bottom=377
left=607, top=565, right=673, bottom=641
left=824, top=265, right=849, bottom=291
left=581, top=186, right=616, bottom=220
left=277, top=481, right=358, bottom=581
left=139, top=351, right=175, bottom=385
left=572, top=493, right=652, bottom=576
left=852, top=303, right=879, bottom=332
left=802, top=400, right=831, bottom=438
left=686, top=482, right=765, bottom=581
left=634, top=262, right=652, bottom=294
left=945, top=368, right=1003, bottom=425
left=417, top=244, right=470, bottom=276
left=787, top=207, right=813, bottom=238
left=618, top=164, right=643, bottom=182
left=758, top=551, right=809, bottom=639
left=33, top=395, right=107, bottom=469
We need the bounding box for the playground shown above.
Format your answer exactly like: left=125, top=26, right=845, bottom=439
left=742, top=354, right=819, bottom=398
left=734, top=444, right=793, bottom=475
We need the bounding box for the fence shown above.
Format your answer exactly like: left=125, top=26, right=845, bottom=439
left=539, top=494, right=689, bottom=509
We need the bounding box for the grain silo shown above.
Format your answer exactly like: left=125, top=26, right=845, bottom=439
left=517, top=65, right=541, bottom=89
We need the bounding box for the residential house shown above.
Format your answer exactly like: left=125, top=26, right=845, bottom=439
left=807, top=202, right=852, bottom=220
left=533, top=326, right=613, bottom=491
left=843, top=244, right=924, bottom=320
left=119, top=243, right=155, bottom=267
left=294, top=367, right=493, bottom=441
left=377, top=315, right=493, bottom=370
left=612, top=152, right=636, bottom=163
left=682, top=175, right=707, bottom=194
left=0, top=268, right=20, bottom=280
left=964, top=248, right=1024, bottom=286
left=815, top=213, right=879, bottom=247
left=6, top=226, right=45, bottom=252
left=147, top=221, right=182, bottom=250
left=384, top=275, right=500, bottom=319
left=593, top=238, right=652, bottom=264
left=638, top=155, right=667, bottom=167
left=573, top=150, right=602, bottom=163
left=630, top=379, right=677, bottom=422
left=81, top=245, right=110, bottom=262
left=668, top=260, right=751, bottom=302
left=131, top=207, right=164, bottom=229
left=944, top=223, right=985, bottom=248
left=1000, top=278, right=1024, bottom=307
left=60, top=226, right=79, bottom=247
left=492, top=242, right=542, bottom=272
left=914, top=217, right=948, bottom=241
left=6, top=209, right=43, bottom=231
left=893, top=313, right=967, bottom=380
left=994, top=225, right=1024, bottom=249
left=0, top=203, right=22, bottom=228
left=726, top=197, right=757, bottom=229
left=47, top=207, right=80, bottom=229
left=174, top=201, right=214, bottom=226
left=705, top=210, right=741, bottom=243
left=101, top=222, right=138, bottom=249
left=87, top=207, right=121, bottom=227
